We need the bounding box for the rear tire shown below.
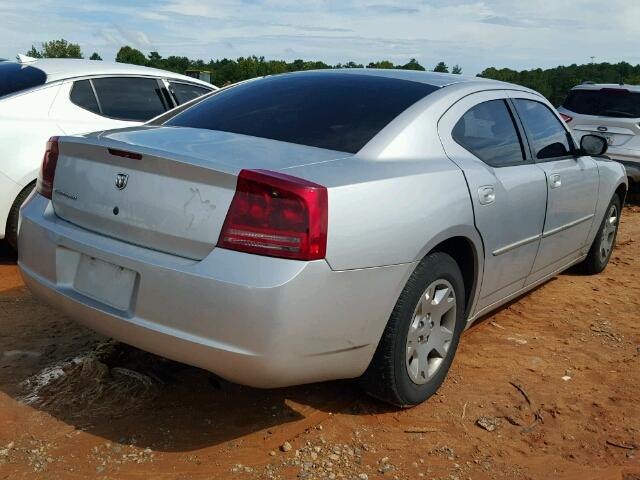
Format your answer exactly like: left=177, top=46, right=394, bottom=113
left=579, top=194, right=621, bottom=275
left=5, top=182, right=35, bottom=251
left=360, top=252, right=466, bottom=407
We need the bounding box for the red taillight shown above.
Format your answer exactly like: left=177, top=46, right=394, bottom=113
left=218, top=169, right=328, bottom=260
left=560, top=113, right=573, bottom=123
left=36, top=136, right=59, bottom=199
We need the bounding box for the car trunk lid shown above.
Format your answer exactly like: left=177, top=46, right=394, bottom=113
left=51, top=126, right=349, bottom=260
left=570, top=117, right=640, bottom=148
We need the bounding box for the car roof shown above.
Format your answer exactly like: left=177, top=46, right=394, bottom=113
left=283, top=68, right=529, bottom=91
left=15, top=58, right=215, bottom=88
left=571, top=83, right=640, bottom=92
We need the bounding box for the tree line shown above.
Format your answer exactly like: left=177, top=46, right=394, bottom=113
left=479, top=63, right=640, bottom=106
left=23, top=39, right=640, bottom=105
left=24, top=39, right=462, bottom=87
left=112, top=46, right=464, bottom=86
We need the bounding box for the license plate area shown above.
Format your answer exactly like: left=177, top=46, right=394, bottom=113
left=56, top=247, right=139, bottom=313
left=67, top=252, right=138, bottom=311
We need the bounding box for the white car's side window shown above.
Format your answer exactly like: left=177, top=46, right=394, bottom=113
left=69, top=79, right=100, bottom=115
left=168, top=81, right=211, bottom=105
left=69, top=77, right=170, bottom=122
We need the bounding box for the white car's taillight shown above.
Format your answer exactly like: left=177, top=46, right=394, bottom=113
left=560, top=113, right=573, bottom=123
left=218, top=169, right=328, bottom=260
left=36, top=136, right=59, bottom=199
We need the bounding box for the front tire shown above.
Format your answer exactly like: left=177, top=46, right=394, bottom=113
left=579, top=195, right=621, bottom=275
left=361, top=252, right=466, bottom=407
left=5, top=182, right=35, bottom=251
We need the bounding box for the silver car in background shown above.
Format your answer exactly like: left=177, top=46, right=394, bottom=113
left=558, top=83, right=640, bottom=188
left=18, top=70, right=627, bottom=406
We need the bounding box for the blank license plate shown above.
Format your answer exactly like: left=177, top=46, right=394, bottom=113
left=73, top=255, right=137, bottom=311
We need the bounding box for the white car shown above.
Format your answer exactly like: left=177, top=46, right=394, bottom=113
left=558, top=83, right=640, bottom=189
left=0, top=56, right=216, bottom=249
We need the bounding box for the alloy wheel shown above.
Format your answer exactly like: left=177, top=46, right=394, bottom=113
left=405, top=279, right=457, bottom=384
left=599, top=203, right=619, bottom=263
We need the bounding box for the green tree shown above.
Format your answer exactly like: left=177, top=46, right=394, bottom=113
left=335, top=61, right=364, bottom=69
left=147, top=51, right=163, bottom=67
left=25, top=45, right=42, bottom=58
left=40, top=39, right=83, bottom=58
left=400, top=58, right=425, bottom=71
left=116, top=46, right=147, bottom=66
left=89, top=52, right=102, bottom=61
left=367, top=60, right=395, bottom=69
left=433, top=61, right=448, bottom=73
left=451, top=64, right=462, bottom=74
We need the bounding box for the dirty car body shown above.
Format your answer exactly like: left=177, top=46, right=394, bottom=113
left=18, top=70, right=627, bottom=404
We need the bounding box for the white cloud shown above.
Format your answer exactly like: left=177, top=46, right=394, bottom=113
left=0, top=0, right=638, bottom=73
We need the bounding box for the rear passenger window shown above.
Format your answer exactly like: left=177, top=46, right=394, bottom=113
left=91, top=77, right=168, bottom=121
left=452, top=100, right=525, bottom=167
left=0, top=63, right=47, bottom=98
left=513, top=99, right=573, bottom=160
left=70, top=80, right=100, bottom=115
left=169, top=82, right=211, bottom=104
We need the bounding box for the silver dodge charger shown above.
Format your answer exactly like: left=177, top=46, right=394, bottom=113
left=18, top=70, right=627, bottom=406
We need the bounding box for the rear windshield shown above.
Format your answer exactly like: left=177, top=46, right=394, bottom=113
left=164, top=73, right=439, bottom=153
left=0, top=62, right=47, bottom=98
left=563, top=89, right=640, bottom=118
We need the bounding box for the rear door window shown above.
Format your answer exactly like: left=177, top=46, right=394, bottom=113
left=513, top=99, right=573, bottom=160
left=451, top=99, right=526, bottom=167
left=164, top=73, right=439, bottom=153
left=563, top=89, right=640, bottom=118
left=0, top=62, right=47, bottom=98
left=91, top=77, right=169, bottom=121
left=169, top=82, right=211, bottom=104
left=70, top=79, right=100, bottom=115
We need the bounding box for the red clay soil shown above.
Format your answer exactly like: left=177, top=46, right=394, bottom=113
left=0, top=204, right=638, bottom=480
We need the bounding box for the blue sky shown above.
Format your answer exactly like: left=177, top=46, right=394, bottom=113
left=2, top=0, right=639, bottom=74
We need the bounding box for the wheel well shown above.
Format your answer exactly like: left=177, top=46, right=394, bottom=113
left=615, top=183, right=628, bottom=204
left=6, top=180, right=36, bottom=227
left=431, top=236, right=477, bottom=317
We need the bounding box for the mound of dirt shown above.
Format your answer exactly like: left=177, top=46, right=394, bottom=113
left=19, top=342, right=159, bottom=419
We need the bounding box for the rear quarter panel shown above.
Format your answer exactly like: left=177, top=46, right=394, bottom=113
left=295, top=157, right=478, bottom=271
left=0, top=84, right=62, bottom=186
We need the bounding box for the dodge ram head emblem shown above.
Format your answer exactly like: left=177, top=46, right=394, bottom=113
left=115, top=173, right=129, bottom=190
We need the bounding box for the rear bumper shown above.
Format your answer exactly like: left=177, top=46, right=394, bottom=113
left=18, top=194, right=412, bottom=388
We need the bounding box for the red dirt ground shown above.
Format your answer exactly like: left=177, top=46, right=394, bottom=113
left=0, top=203, right=638, bottom=480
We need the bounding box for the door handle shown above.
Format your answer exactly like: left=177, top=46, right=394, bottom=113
left=550, top=173, right=562, bottom=189
left=478, top=185, right=495, bottom=205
